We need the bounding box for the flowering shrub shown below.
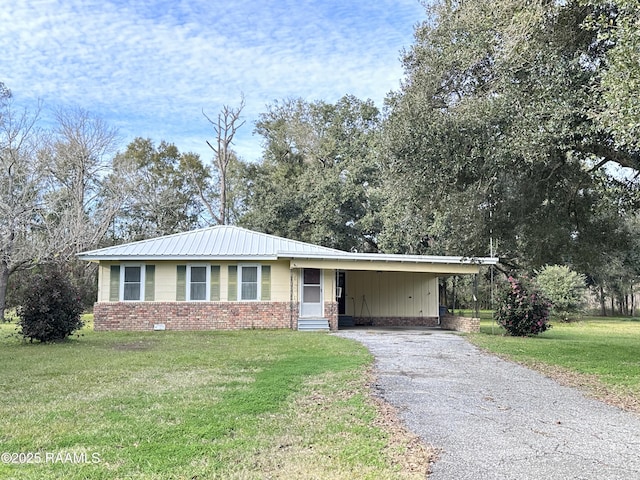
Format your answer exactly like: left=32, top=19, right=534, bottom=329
left=494, top=276, right=552, bottom=336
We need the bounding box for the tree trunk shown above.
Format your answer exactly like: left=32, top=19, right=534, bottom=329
left=625, top=293, right=629, bottom=316
left=599, top=285, right=606, bottom=316
left=0, top=261, right=10, bottom=321
left=219, top=169, right=226, bottom=225
left=611, top=296, right=615, bottom=316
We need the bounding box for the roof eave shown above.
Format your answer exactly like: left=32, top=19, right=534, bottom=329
left=279, top=251, right=500, bottom=265
left=76, top=255, right=280, bottom=262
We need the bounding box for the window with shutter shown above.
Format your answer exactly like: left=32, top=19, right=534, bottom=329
left=121, top=265, right=145, bottom=301
left=240, top=266, right=258, bottom=300
left=187, top=265, right=209, bottom=301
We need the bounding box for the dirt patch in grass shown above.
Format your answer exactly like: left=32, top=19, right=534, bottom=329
left=111, top=340, right=156, bottom=351
left=245, top=370, right=437, bottom=479
left=371, top=394, right=438, bottom=477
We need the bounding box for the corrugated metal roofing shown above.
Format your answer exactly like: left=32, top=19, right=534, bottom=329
left=78, top=225, right=345, bottom=260
left=77, top=225, right=499, bottom=266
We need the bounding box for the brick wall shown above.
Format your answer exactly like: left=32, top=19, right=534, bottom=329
left=324, top=301, right=338, bottom=331
left=350, top=315, right=479, bottom=332
left=92, top=302, right=472, bottom=332
left=93, top=301, right=295, bottom=331
left=440, top=315, right=480, bottom=333
left=353, top=316, right=440, bottom=328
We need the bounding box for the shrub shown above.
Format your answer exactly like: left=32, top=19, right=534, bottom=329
left=17, top=267, right=84, bottom=342
left=494, top=276, right=551, bottom=336
left=534, top=265, right=586, bottom=322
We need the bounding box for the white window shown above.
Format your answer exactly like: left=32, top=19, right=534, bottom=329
left=187, top=265, right=210, bottom=301
left=121, top=265, right=145, bottom=301
left=239, top=265, right=260, bottom=301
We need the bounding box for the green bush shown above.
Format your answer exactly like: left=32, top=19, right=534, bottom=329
left=17, top=267, right=84, bottom=342
left=535, top=265, right=586, bottom=322
left=494, top=276, right=551, bottom=336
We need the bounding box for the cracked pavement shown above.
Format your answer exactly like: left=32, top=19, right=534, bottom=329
left=337, top=328, right=640, bottom=480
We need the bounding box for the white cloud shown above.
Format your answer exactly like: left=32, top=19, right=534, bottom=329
left=2, top=0, right=425, bottom=161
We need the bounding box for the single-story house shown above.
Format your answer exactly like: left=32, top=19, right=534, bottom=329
left=78, top=225, right=498, bottom=332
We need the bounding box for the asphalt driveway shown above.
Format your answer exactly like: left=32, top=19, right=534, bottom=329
left=337, top=328, right=640, bottom=480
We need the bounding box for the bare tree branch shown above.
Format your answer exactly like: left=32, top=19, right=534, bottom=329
left=202, top=94, right=246, bottom=225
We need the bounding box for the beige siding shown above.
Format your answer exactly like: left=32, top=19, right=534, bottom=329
left=97, top=262, right=113, bottom=302
left=324, top=270, right=336, bottom=302
left=97, top=260, right=293, bottom=302
left=97, top=262, right=106, bottom=302
left=345, top=271, right=438, bottom=318
left=154, top=263, right=177, bottom=301
left=269, top=261, right=293, bottom=302
left=96, top=261, right=436, bottom=317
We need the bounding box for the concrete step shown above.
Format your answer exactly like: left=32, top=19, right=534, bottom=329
left=297, top=318, right=330, bottom=331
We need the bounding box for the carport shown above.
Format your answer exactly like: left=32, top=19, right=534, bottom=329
left=287, top=252, right=498, bottom=332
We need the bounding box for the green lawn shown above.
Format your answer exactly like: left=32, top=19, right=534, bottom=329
left=0, top=318, right=428, bottom=479
left=465, top=312, right=640, bottom=408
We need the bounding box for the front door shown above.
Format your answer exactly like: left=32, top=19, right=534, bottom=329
left=300, top=268, right=323, bottom=317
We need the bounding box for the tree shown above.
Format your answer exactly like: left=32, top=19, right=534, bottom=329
left=17, top=265, right=84, bottom=342
left=39, top=107, right=122, bottom=261
left=584, top=0, right=640, bottom=151
left=588, top=214, right=640, bottom=316
left=31, top=107, right=125, bottom=308
left=111, top=138, right=205, bottom=241
left=200, top=96, right=246, bottom=225
left=381, top=0, right=639, bottom=272
left=0, top=90, right=44, bottom=319
left=535, top=265, right=587, bottom=321
left=242, top=95, right=382, bottom=251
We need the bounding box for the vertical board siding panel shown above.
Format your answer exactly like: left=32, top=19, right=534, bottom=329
left=110, top=265, right=120, bottom=302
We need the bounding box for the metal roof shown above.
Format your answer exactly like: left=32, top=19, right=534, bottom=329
left=78, top=225, right=499, bottom=266
left=77, top=225, right=345, bottom=261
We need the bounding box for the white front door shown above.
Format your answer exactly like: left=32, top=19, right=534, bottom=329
left=300, top=268, right=323, bottom=317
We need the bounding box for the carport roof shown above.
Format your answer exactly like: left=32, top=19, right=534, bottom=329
left=78, top=225, right=499, bottom=271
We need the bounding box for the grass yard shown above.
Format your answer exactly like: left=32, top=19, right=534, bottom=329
left=0, top=318, right=431, bottom=479
left=465, top=312, right=640, bottom=412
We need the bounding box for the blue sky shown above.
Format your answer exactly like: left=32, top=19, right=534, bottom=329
left=2, top=0, right=426, bottom=162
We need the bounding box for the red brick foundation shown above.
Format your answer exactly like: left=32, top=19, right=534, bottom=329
left=93, top=302, right=295, bottom=331
left=353, top=316, right=440, bottom=328
left=350, top=315, right=479, bottom=332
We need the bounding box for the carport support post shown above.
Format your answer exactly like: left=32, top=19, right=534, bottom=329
left=452, top=276, right=456, bottom=314
left=474, top=274, right=479, bottom=319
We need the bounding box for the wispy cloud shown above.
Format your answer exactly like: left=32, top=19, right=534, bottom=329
left=3, top=0, right=425, bottom=161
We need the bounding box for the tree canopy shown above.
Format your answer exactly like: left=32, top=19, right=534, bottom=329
left=240, top=95, right=383, bottom=252
left=382, top=0, right=639, bottom=275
